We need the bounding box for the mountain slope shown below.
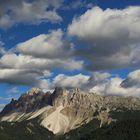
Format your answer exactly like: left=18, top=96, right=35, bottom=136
left=0, top=118, right=55, bottom=140
left=62, top=110, right=140, bottom=140
left=0, top=87, right=140, bottom=135
left=0, top=118, right=140, bottom=140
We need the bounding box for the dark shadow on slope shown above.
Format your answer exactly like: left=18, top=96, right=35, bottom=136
left=60, top=110, right=140, bottom=140
left=0, top=110, right=140, bottom=140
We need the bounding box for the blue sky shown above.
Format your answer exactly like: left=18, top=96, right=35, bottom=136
left=0, top=0, right=140, bottom=109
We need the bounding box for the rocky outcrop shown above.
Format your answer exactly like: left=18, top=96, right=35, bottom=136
left=0, top=87, right=140, bottom=134
left=0, top=88, right=51, bottom=116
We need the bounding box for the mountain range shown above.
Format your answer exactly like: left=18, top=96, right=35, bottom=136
left=0, top=87, right=140, bottom=140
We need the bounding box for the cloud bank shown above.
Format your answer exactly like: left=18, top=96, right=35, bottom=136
left=0, top=0, right=63, bottom=28
left=51, top=70, right=140, bottom=97
left=0, top=29, right=83, bottom=88
left=68, top=6, right=140, bottom=70
left=0, top=6, right=140, bottom=97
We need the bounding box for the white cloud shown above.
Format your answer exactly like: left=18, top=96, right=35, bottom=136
left=0, top=29, right=83, bottom=87
left=121, top=69, right=140, bottom=88
left=68, top=6, right=140, bottom=40
left=37, top=79, right=51, bottom=89
left=90, top=70, right=140, bottom=97
left=68, top=6, right=140, bottom=70
left=0, top=53, right=83, bottom=71
left=15, top=29, right=83, bottom=71
left=51, top=72, right=111, bottom=90
left=46, top=70, right=140, bottom=97
left=88, top=72, right=111, bottom=87
left=52, top=73, right=89, bottom=88
left=0, top=0, right=63, bottom=29
left=17, top=29, right=74, bottom=59
left=0, top=68, right=50, bottom=89
left=0, top=69, right=42, bottom=85
left=0, top=5, right=140, bottom=95
left=91, top=77, right=126, bottom=96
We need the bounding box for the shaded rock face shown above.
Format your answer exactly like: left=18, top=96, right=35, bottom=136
left=0, top=87, right=140, bottom=134
left=0, top=99, right=19, bottom=117
left=0, top=88, right=51, bottom=116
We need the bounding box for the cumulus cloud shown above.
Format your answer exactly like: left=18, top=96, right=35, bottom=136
left=91, top=77, right=126, bottom=96
left=52, top=73, right=89, bottom=88
left=0, top=53, right=82, bottom=71
left=0, top=29, right=83, bottom=88
left=0, top=69, right=42, bottom=85
left=0, top=5, right=140, bottom=97
left=0, top=53, right=83, bottom=88
left=68, top=6, right=140, bottom=70
left=51, top=72, right=111, bottom=90
left=88, top=72, right=111, bottom=87
left=0, top=0, right=63, bottom=29
left=90, top=70, right=140, bottom=97
left=121, top=69, right=140, bottom=88
left=50, top=70, right=140, bottom=97
left=0, top=68, right=50, bottom=89
left=17, top=29, right=74, bottom=59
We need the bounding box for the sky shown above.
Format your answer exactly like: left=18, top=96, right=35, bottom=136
left=0, top=0, right=140, bottom=110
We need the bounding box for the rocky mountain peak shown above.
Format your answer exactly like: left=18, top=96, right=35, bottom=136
left=26, top=87, right=42, bottom=96
left=1, top=87, right=140, bottom=135
left=0, top=88, right=51, bottom=116
left=53, top=87, right=67, bottom=95
left=10, top=98, right=16, bottom=103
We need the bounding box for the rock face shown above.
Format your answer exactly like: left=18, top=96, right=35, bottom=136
left=0, top=88, right=51, bottom=116
left=0, top=87, right=140, bottom=134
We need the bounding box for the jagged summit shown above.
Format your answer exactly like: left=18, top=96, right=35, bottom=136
left=53, top=87, right=82, bottom=94
left=1, top=87, right=140, bottom=116
left=0, top=87, right=140, bottom=134
left=26, top=87, right=43, bottom=95
left=53, top=87, right=67, bottom=95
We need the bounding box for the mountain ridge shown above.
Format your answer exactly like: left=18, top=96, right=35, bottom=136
left=0, top=87, right=140, bottom=135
